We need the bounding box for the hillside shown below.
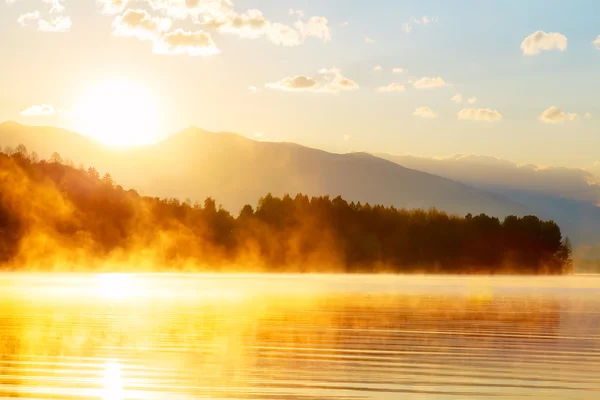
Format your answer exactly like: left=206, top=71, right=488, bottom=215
left=376, top=153, right=600, bottom=249
left=0, top=150, right=572, bottom=273
left=0, top=122, right=529, bottom=218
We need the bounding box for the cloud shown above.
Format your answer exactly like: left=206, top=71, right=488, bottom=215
left=14, top=0, right=72, bottom=32
left=38, top=15, right=72, bottom=32
left=146, top=0, right=233, bottom=20
left=267, top=67, right=358, bottom=94
left=343, top=134, right=351, bottom=141
left=372, top=65, right=382, bottom=72
left=265, top=22, right=302, bottom=46
left=458, top=108, right=503, bottom=121
left=113, top=9, right=172, bottom=41
left=467, top=96, right=477, bottom=104
left=288, top=9, right=304, bottom=17
left=392, top=67, right=405, bottom=73
left=451, top=93, right=463, bottom=104
left=521, top=31, right=568, bottom=55
left=585, top=112, right=592, bottom=119
left=318, top=67, right=360, bottom=93
left=376, top=83, right=405, bottom=93
left=413, top=76, right=448, bottom=89
left=340, top=21, right=349, bottom=27
left=20, top=104, right=55, bottom=117
left=539, top=106, right=579, bottom=124
left=594, top=35, right=600, bottom=50
left=403, top=15, right=438, bottom=34
left=202, top=9, right=267, bottom=39
left=364, top=36, right=375, bottom=43
left=266, top=75, right=318, bottom=91
left=198, top=5, right=329, bottom=46
left=413, top=106, right=437, bottom=119
left=153, top=28, right=219, bottom=56
left=98, top=0, right=130, bottom=14
left=248, top=86, right=260, bottom=93
left=295, top=16, right=331, bottom=42
left=17, top=10, right=40, bottom=26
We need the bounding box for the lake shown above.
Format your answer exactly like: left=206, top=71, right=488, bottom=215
left=0, top=274, right=599, bottom=399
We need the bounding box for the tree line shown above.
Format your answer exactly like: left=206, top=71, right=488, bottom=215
left=0, top=145, right=573, bottom=273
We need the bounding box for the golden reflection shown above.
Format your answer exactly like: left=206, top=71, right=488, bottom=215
left=103, top=361, right=124, bottom=400
left=97, top=274, right=134, bottom=298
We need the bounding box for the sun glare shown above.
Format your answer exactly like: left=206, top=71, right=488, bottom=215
left=97, top=274, right=134, bottom=299
left=103, top=361, right=124, bottom=400
left=76, top=81, right=159, bottom=147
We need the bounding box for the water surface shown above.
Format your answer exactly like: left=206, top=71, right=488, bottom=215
left=1, top=274, right=599, bottom=399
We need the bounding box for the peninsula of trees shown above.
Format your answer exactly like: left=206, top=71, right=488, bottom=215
left=0, top=145, right=573, bottom=274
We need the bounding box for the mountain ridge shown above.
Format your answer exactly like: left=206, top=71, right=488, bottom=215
left=0, top=122, right=529, bottom=218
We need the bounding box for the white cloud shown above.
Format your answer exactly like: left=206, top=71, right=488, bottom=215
left=392, top=67, right=405, bottom=73
left=403, top=15, right=438, bottom=34
left=20, top=104, right=55, bottom=117
left=373, top=65, right=382, bottom=72
left=15, top=0, right=72, bottom=32
left=413, top=106, right=437, bottom=119
left=376, top=83, right=405, bottom=93
left=340, top=21, right=349, bottom=27
left=146, top=0, right=233, bottom=20
left=539, top=106, right=579, bottom=124
left=520, top=31, right=568, bottom=55
left=467, top=96, right=477, bottom=104
left=364, top=36, right=375, bottom=43
left=451, top=93, right=463, bottom=104
left=98, top=0, right=130, bottom=14
left=594, top=35, right=600, bottom=50
left=343, top=134, right=351, bottom=141
left=248, top=85, right=260, bottom=93
left=111, top=9, right=217, bottom=56
left=198, top=5, right=330, bottom=46
left=585, top=112, right=592, bottom=119
left=98, top=0, right=330, bottom=50
left=38, top=15, right=72, bottom=32
left=458, top=108, right=503, bottom=122
left=266, top=76, right=318, bottom=91
left=17, top=10, right=40, bottom=26
left=413, top=76, right=448, bottom=89
left=318, top=67, right=360, bottom=93
left=267, top=67, right=358, bottom=94
left=295, top=16, right=331, bottom=42
left=202, top=9, right=267, bottom=39
left=113, top=9, right=172, bottom=41
left=153, top=28, right=219, bottom=56
left=265, top=22, right=302, bottom=47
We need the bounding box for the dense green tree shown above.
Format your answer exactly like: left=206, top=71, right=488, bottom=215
left=0, top=148, right=573, bottom=274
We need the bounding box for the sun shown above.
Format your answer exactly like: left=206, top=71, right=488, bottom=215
left=76, top=80, right=159, bottom=147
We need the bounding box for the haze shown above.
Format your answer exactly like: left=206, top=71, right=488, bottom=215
left=1, top=0, right=599, bottom=170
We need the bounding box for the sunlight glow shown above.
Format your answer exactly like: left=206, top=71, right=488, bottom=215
left=97, top=274, right=133, bottom=299
left=103, top=361, right=124, bottom=400
left=76, top=81, right=159, bottom=147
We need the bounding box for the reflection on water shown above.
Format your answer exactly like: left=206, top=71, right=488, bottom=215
left=0, top=274, right=599, bottom=399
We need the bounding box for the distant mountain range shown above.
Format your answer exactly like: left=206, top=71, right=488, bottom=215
left=0, top=122, right=528, bottom=220
left=376, top=153, right=600, bottom=252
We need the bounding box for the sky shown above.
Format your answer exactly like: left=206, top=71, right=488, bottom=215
left=1, top=0, right=599, bottom=170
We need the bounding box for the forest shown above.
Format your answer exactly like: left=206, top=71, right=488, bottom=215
left=0, top=145, right=573, bottom=274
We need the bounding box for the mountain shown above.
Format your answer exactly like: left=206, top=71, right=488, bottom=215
left=0, top=122, right=529, bottom=218
left=376, top=153, right=600, bottom=248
